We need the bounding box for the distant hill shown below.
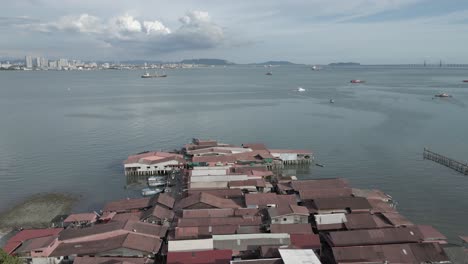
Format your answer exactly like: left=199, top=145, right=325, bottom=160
left=180, top=59, right=234, bottom=65
left=328, top=62, right=361, bottom=66
left=120, top=60, right=164, bottom=65
left=252, top=61, right=297, bottom=65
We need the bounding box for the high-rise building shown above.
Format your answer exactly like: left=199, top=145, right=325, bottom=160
left=49, top=60, right=57, bottom=69
left=35, top=57, right=41, bottom=67
left=25, top=56, right=33, bottom=68
left=41, top=57, right=48, bottom=69
left=58, top=58, right=68, bottom=68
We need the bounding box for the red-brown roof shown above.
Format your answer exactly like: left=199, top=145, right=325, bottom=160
left=290, top=234, right=321, bottom=249
left=182, top=209, right=235, bottom=218
left=174, top=226, right=239, bottom=240
left=332, top=243, right=449, bottom=264
left=268, top=204, right=309, bottom=218
left=73, top=257, right=150, bottom=264
left=167, top=249, right=233, bottom=264
left=327, top=227, right=423, bottom=247
left=344, top=213, right=379, bottom=230
left=112, top=212, right=142, bottom=222
left=149, top=193, right=176, bottom=209
left=3, top=228, right=63, bottom=254
left=245, top=193, right=296, bottom=207
left=15, top=235, right=57, bottom=253
left=51, top=233, right=162, bottom=256
left=177, top=216, right=262, bottom=227
left=176, top=192, right=241, bottom=209
left=141, top=205, right=175, bottom=222
left=459, top=236, right=468, bottom=243
left=192, top=155, right=238, bottom=164
left=270, top=224, right=313, bottom=234
left=229, top=179, right=266, bottom=188
left=291, top=178, right=349, bottom=191
left=380, top=212, right=413, bottom=227
left=187, top=189, right=244, bottom=198
left=58, top=220, right=167, bottom=241
left=311, top=197, right=371, bottom=212
left=417, top=225, right=447, bottom=241
left=332, top=243, right=417, bottom=263
left=368, top=199, right=397, bottom=214
left=124, top=152, right=183, bottom=164
left=298, top=188, right=353, bottom=200
left=63, top=213, right=97, bottom=223
left=103, top=198, right=151, bottom=213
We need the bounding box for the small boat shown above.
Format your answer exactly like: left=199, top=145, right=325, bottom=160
left=148, top=176, right=166, bottom=187
left=463, top=80, right=468, bottom=83
left=141, top=71, right=167, bottom=78
left=315, top=163, right=324, bottom=167
left=266, top=71, right=273, bottom=75
left=434, top=93, right=451, bottom=98
left=141, top=188, right=163, bottom=196
left=297, top=87, right=306, bottom=92
left=350, top=79, right=365, bottom=83
left=329, top=99, right=335, bottom=103
left=311, top=65, right=320, bottom=71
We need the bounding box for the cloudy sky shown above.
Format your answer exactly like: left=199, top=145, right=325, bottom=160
left=1, top=0, right=468, bottom=64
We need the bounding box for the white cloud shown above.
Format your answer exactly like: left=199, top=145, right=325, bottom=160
left=20, top=10, right=224, bottom=54
left=30, top=13, right=103, bottom=33
left=113, top=14, right=142, bottom=34
left=143, top=21, right=171, bottom=35
left=179, top=10, right=211, bottom=24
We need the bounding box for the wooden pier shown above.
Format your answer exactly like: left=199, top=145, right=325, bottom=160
left=423, top=148, right=468, bottom=175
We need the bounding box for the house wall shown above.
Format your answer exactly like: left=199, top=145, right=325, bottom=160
left=125, top=160, right=180, bottom=173
left=272, top=215, right=308, bottom=224
left=189, top=181, right=229, bottom=189
left=191, top=169, right=227, bottom=176
left=31, top=257, right=63, bottom=264
left=270, top=153, right=298, bottom=161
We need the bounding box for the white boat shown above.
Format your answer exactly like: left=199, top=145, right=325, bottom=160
left=141, top=188, right=163, bottom=196
left=311, top=65, right=320, bottom=71
left=148, top=176, right=166, bottom=187
left=297, top=87, right=306, bottom=92
left=141, top=71, right=167, bottom=78
left=330, top=99, right=335, bottom=103
left=434, top=93, right=451, bottom=98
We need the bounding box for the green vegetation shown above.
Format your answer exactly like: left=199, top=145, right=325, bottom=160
left=0, top=249, right=22, bottom=264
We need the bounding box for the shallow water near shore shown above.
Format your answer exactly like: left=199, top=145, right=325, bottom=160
left=1, top=66, right=468, bottom=241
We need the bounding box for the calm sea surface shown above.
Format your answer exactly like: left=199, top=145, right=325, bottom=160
left=1, top=66, right=468, bottom=240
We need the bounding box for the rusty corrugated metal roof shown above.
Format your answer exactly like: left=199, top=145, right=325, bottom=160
left=327, top=227, right=423, bottom=247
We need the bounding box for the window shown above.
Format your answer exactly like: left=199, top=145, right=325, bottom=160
left=283, top=218, right=287, bottom=221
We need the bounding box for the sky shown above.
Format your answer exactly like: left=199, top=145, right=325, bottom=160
left=1, top=0, right=468, bottom=64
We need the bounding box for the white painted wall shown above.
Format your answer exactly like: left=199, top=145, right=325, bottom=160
left=168, top=238, right=214, bottom=252
left=191, top=169, right=227, bottom=176
left=124, top=160, right=180, bottom=172
left=190, top=181, right=229, bottom=189
left=31, top=257, right=63, bottom=264
left=193, top=166, right=231, bottom=170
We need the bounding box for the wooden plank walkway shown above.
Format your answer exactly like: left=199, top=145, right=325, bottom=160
left=423, top=148, right=468, bottom=175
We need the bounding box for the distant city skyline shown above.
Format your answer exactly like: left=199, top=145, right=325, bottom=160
left=1, top=0, right=468, bottom=64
